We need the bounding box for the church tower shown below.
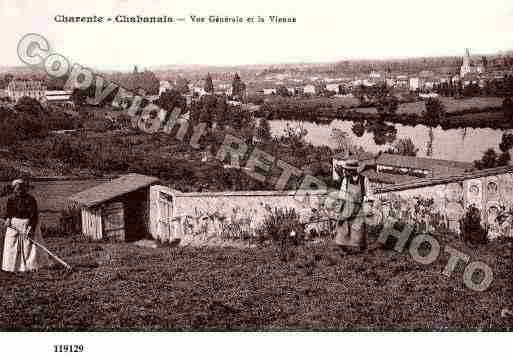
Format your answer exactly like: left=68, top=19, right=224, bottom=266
left=460, top=48, right=472, bottom=78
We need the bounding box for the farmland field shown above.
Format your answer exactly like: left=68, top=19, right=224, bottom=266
left=0, top=235, right=511, bottom=330
left=399, top=96, right=504, bottom=115
left=266, top=96, right=361, bottom=109
left=354, top=96, right=504, bottom=115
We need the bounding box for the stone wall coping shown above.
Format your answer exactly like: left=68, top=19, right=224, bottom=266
left=158, top=166, right=513, bottom=199
left=375, top=165, right=513, bottom=194
left=171, top=189, right=329, bottom=198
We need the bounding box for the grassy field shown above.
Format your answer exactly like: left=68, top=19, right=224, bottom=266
left=266, top=96, right=361, bottom=109
left=355, top=97, right=504, bottom=116
left=0, top=235, right=511, bottom=330
left=445, top=111, right=506, bottom=123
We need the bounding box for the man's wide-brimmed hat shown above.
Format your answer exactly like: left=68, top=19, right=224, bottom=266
left=11, top=178, right=25, bottom=188
left=341, top=159, right=359, bottom=170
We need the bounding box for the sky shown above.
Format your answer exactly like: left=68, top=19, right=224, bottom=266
left=1, top=0, right=513, bottom=70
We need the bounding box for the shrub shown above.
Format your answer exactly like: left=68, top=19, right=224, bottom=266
left=255, top=207, right=306, bottom=261
left=460, top=205, right=487, bottom=245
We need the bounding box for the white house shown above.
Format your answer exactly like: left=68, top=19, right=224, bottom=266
left=303, top=84, right=316, bottom=94
left=45, top=90, right=74, bottom=108
left=385, top=78, right=396, bottom=87
left=425, top=81, right=435, bottom=90
left=326, top=83, right=340, bottom=93
left=263, top=88, right=277, bottom=95
left=369, top=71, right=382, bottom=79
left=418, top=93, right=439, bottom=99
left=409, top=77, right=420, bottom=91
left=159, top=81, right=171, bottom=96
left=227, top=100, right=242, bottom=106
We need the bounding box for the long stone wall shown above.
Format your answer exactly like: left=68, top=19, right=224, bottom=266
left=374, top=166, right=513, bottom=239
left=149, top=186, right=333, bottom=243
left=149, top=166, right=513, bottom=243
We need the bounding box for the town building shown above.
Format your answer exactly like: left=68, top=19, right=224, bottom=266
left=460, top=48, right=485, bottom=78
left=6, top=79, right=46, bottom=103
left=303, top=84, right=316, bottom=94
left=385, top=78, right=396, bottom=87
left=159, top=80, right=171, bottom=96
left=395, top=75, right=409, bottom=89
left=45, top=90, right=74, bottom=109
left=332, top=152, right=474, bottom=185
left=409, top=77, right=420, bottom=91
left=369, top=71, right=382, bottom=79
left=326, top=83, right=340, bottom=93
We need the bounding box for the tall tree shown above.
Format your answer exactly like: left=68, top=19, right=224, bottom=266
left=256, top=116, right=272, bottom=142
left=204, top=73, right=214, bottom=94
left=330, top=128, right=353, bottom=155
left=503, top=97, right=513, bottom=121
left=231, top=73, right=246, bottom=99
left=156, top=89, right=187, bottom=115
left=174, top=77, right=190, bottom=94
left=474, top=147, right=511, bottom=169
left=424, top=98, right=445, bottom=126
left=376, top=95, right=399, bottom=117
left=351, top=122, right=365, bottom=137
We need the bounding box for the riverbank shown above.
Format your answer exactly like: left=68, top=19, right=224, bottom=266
left=259, top=96, right=509, bottom=129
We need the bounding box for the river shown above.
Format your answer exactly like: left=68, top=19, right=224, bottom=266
left=269, top=119, right=508, bottom=163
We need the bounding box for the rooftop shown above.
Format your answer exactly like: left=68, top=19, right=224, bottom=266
left=376, top=153, right=473, bottom=171
left=334, top=152, right=473, bottom=172
left=46, top=95, right=72, bottom=101
left=376, top=165, right=513, bottom=194
left=68, top=173, right=160, bottom=207
left=360, top=169, right=419, bottom=184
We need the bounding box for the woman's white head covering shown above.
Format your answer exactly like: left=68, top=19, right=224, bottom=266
left=11, top=179, right=25, bottom=188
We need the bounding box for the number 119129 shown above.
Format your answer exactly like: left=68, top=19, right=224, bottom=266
left=54, top=345, right=84, bottom=353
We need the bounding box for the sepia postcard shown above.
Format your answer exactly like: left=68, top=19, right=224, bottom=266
left=1, top=0, right=513, bottom=357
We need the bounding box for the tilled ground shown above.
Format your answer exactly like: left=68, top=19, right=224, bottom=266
left=0, top=235, right=512, bottom=331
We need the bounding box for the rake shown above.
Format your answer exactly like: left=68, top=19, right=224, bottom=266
left=2, top=221, right=72, bottom=271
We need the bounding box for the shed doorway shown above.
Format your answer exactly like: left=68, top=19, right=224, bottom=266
left=124, top=188, right=149, bottom=241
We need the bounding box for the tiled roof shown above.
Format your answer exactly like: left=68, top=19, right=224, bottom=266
left=376, top=153, right=473, bottom=171
left=361, top=169, right=419, bottom=184
left=376, top=165, right=513, bottom=194
left=334, top=152, right=473, bottom=171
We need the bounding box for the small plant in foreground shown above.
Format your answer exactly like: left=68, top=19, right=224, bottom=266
left=460, top=204, right=487, bottom=245
left=256, top=207, right=306, bottom=261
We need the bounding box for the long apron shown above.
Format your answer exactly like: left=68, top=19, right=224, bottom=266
left=2, top=218, right=50, bottom=272
left=334, top=178, right=366, bottom=249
